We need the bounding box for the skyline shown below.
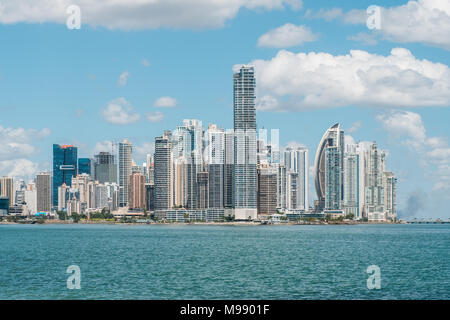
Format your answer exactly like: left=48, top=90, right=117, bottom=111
left=1, top=0, right=450, bottom=219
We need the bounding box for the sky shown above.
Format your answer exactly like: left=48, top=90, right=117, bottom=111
left=0, top=0, right=450, bottom=219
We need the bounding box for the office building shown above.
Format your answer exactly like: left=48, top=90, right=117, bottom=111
left=233, top=65, right=257, bottom=220
left=53, top=144, right=78, bottom=207
left=314, top=124, right=344, bottom=212
left=94, top=152, right=117, bottom=184
left=119, top=139, right=132, bottom=207
left=36, top=172, right=52, bottom=212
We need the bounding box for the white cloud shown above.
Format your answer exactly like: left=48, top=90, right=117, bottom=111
left=243, top=48, right=450, bottom=111
left=0, top=0, right=302, bottom=30
left=346, top=121, right=362, bottom=133
left=0, top=159, right=40, bottom=180
left=377, top=110, right=450, bottom=191
left=134, top=142, right=155, bottom=162
left=0, top=126, right=50, bottom=161
left=92, top=140, right=114, bottom=155
left=117, top=71, right=130, bottom=87
left=347, top=32, right=377, bottom=45
left=310, top=1, right=450, bottom=50
left=304, top=7, right=365, bottom=24
left=141, top=58, right=150, bottom=67
left=154, top=96, right=177, bottom=108
left=0, top=125, right=49, bottom=180
left=344, top=135, right=356, bottom=147
left=102, top=98, right=141, bottom=125
left=258, top=24, right=318, bottom=48
left=146, top=111, right=164, bottom=122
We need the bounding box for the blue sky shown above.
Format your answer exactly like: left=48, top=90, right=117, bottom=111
left=1, top=0, right=449, bottom=219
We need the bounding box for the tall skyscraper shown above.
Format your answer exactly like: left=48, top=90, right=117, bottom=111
left=365, top=143, right=386, bottom=220
left=233, top=65, right=257, bottom=220
left=53, top=144, right=78, bottom=207
left=119, top=139, right=132, bottom=207
left=257, top=167, right=277, bottom=216
left=128, top=172, right=146, bottom=210
left=207, top=124, right=225, bottom=209
left=284, top=147, right=309, bottom=211
left=224, top=129, right=234, bottom=208
left=36, top=172, right=51, bottom=212
left=383, top=172, right=397, bottom=221
left=325, top=146, right=342, bottom=210
left=314, top=124, right=344, bottom=212
left=0, top=176, right=14, bottom=205
left=154, top=133, right=172, bottom=210
left=94, top=152, right=117, bottom=184
left=343, top=151, right=360, bottom=218
left=78, top=158, right=94, bottom=177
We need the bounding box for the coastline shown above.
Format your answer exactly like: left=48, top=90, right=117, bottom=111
left=0, top=220, right=402, bottom=226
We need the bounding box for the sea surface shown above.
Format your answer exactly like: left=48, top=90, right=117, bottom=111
left=0, top=223, right=449, bottom=300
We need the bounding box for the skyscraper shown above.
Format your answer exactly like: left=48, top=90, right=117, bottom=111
left=343, top=151, right=360, bottom=218
left=224, top=129, right=234, bottom=208
left=119, top=139, right=132, bottom=207
left=257, top=167, right=277, bottom=216
left=207, top=124, right=225, bottom=209
left=36, top=172, right=51, bottom=212
left=284, top=147, right=309, bottom=211
left=233, top=65, right=257, bottom=220
left=0, top=176, right=14, bottom=205
left=128, top=172, right=146, bottom=210
left=325, top=146, right=342, bottom=210
left=94, top=152, right=117, bottom=184
left=78, top=158, right=94, bottom=177
left=154, top=133, right=172, bottom=210
left=314, top=124, right=344, bottom=212
left=383, top=172, right=397, bottom=221
left=365, top=143, right=386, bottom=220
left=53, top=144, right=78, bottom=207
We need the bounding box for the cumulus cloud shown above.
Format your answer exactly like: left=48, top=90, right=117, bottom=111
left=134, top=142, right=155, bottom=162
left=347, top=32, right=377, bottom=45
left=0, top=126, right=50, bottom=179
left=243, top=48, right=450, bottom=111
left=0, top=126, right=50, bottom=161
left=309, top=1, right=450, bottom=50
left=146, top=111, right=164, bottom=122
left=154, top=96, right=177, bottom=108
left=141, top=58, right=150, bottom=67
left=117, top=71, right=130, bottom=87
left=102, top=98, right=141, bottom=125
left=346, top=121, right=362, bottom=133
left=0, top=0, right=302, bottom=30
left=258, top=24, right=318, bottom=48
left=0, top=159, right=40, bottom=180
left=92, top=140, right=114, bottom=155
left=377, top=110, right=450, bottom=192
left=304, top=7, right=365, bottom=23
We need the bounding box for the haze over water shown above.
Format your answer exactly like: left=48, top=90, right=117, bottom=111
left=0, top=224, right=449, bottom=300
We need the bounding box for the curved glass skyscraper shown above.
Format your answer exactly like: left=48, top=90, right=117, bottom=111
left=314, top=123, right=344, bottom=212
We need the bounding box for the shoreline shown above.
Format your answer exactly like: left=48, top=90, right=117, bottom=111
left=0, top=220, right=403, bottom=226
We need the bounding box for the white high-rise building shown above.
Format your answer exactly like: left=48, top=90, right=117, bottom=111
left=233, top=66, right=257, bottom=220
left=283, top=147, right=309, bottom=211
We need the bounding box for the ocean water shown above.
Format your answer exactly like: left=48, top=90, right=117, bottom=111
left=0, top=223, right=449, bottom=300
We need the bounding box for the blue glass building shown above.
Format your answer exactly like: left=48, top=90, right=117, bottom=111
left=78, top=158, right=93, bottom=176
left=53, top=144, right=78, bottom=207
